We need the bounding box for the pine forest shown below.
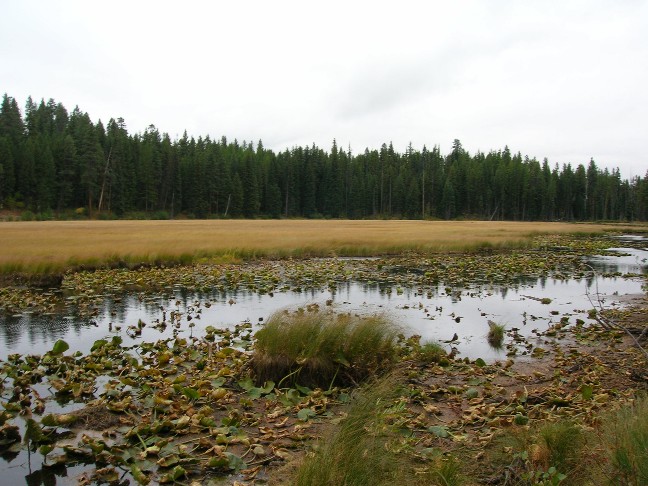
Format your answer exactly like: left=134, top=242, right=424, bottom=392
left=1, top=94, right=646, bottom=221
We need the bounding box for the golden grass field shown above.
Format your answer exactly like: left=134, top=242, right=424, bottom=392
left=0, top=219, right=645, bottom=273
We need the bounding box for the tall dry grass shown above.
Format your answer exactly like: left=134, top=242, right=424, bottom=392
left=0, top=219, right=639, bottom=274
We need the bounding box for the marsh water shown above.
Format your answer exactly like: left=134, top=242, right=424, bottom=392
left=1, top=245, right=646, bottom=362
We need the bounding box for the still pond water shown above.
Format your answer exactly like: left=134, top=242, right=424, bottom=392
left=2, top=246, right=646, bottom=362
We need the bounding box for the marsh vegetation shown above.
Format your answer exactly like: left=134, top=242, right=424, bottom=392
left=0, top=226, right=646, bottom=484
left=487, top=321, right=506, bottom=348
left=0, top=219, right=637, bottom=276
left=252, top=313, right=400, bottom=388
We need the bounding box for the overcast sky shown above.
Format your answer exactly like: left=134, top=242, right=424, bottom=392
left=2, top=0, right=646, bottom=178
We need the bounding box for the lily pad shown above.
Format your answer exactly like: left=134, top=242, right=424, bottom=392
left=428, top=425, right=450, bottom=438
left=297, top=408, right=316, bottom=421
left=51, top=339, right=70, bottom=355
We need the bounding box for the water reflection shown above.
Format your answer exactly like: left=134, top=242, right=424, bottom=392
left=588, top=247, right=648, bottom=275
left=1, top=270, right=643, bottom=362
left=0, top=447, right=90, bottom=486
left=1, top=247, right=646, bottom=360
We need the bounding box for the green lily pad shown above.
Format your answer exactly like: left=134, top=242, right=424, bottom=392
left=51, top=339, right=69, bottom=355
left=130, top=464, right=150, bottom=485
left=237, top=377, right=254, bottom=391
left=181, top=387, right=200, bottom=401
left=428, top=425, right=450, bottom=438
left=297, top=408, right=316, bottom=421
left=159, top=465, right=186, bottom=483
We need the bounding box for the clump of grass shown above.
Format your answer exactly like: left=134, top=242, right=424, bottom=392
left=436, top=458, right=464, bottom=486
left=537, top=422, right=584, bottom=477
left=486, top=420, right=586, bottom=485
left=487, top=320, right=506, bottom=348
left=292, top=374, right=405, bottom=486
left=417, top=340, right=448, bottom=364
left=601, top=395, right=648, bottom=484
left=252, top=312, right=400, bottom=388
left=419, top=454, right=464, bottom=486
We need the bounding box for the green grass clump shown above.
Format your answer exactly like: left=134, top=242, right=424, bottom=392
left=484, top=397, right=648, bottom=485
left=538, top=421, right=584, bottom=479
left=417, top=453, right=464, bottom=486
left=486, top=419, right=586, bottom=485
left=417, top=340, right=448, bottom=364
left=487, top=320, right=506, bottom=348
left=602, top=395, right=648, bottom=484
left=292, top=374, right=405, bottom=486
left=252, top=312, right=400, bottom=388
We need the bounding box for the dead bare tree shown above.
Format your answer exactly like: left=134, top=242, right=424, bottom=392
left=97, top=147, right=112, bottom=213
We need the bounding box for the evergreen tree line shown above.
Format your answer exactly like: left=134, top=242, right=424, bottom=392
left=1, top=94, right=646, bottom=221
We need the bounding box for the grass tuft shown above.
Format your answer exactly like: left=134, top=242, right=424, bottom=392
left=602, top=395, right=648, bottom=484
left=487, top=320, right=506, bottom=348
left=538, top=421, right=584, bottom=478
left=417, top=340, right=448, bottom=364
left=418, top=453, right=464, bottom=486
left=252, top=312, right=400, bottom=388
left=487, top=419, right=587, bottom=485
left=292, top=373, right=405, bottom=486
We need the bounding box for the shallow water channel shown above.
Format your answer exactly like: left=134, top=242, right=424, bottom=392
left=2, top=246, right=646, bottom=363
